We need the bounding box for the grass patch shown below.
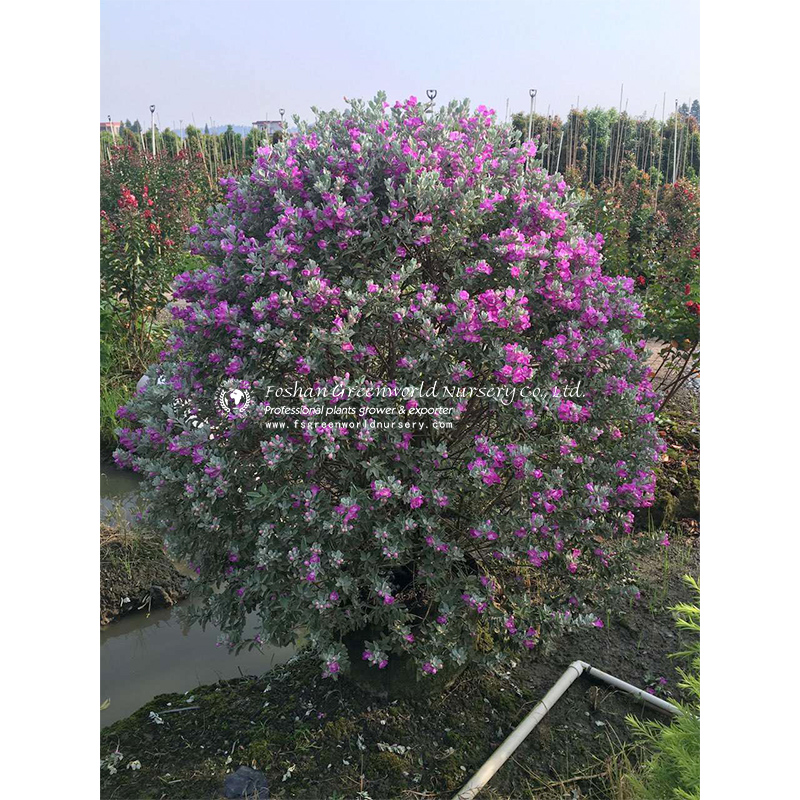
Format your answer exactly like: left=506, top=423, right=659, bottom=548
left=100, top=301, right=168, bottom=454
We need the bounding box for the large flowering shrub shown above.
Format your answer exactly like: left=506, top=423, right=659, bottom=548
left=115, top=95, right=663, bottom=681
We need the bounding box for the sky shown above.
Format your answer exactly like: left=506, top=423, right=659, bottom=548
left=101, top=0, right=699, bottom=130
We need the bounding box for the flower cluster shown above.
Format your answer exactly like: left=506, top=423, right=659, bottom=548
left=115, top=94, right=662, bottom=679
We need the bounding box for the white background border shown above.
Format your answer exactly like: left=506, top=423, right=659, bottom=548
left=3, top=0, right=798, bottom=796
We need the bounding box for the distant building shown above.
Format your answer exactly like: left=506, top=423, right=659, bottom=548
left=252, top=120, right=283, bottom=134
left=101, top=121, right=122, bottom=135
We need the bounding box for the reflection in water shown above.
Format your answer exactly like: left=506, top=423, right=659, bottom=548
left=101, top=602, right=295, bottom=727
left=100, top=461, right=297, bottom=727
left=100, top=459, right=142, bottom=520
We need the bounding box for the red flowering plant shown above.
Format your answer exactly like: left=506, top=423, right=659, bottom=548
left=100, top=145, right=218, bottom=449
left=578, top=172, right=699, bottom=407
left=115, top=95, right=664, bottom=687
left=100, top=145, right=215, bottom=359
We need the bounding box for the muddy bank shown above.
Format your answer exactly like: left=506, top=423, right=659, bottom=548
left=100, top=534, right=698, bottom=800
left=100, top=523, right=190, bottom=626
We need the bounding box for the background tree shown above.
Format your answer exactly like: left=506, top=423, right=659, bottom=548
left=222, top=124, right=243, bottom=166
left=100, top=130, right=115, bottom=159
left=121, top=127, right=139, bottom=150
left=161, top=128, right=182, bottom=156
left=143, top=128, right=162, bottom=155
left=245, top=126, right=269, bottom=160
left=185, top=124, right=203, bottom=155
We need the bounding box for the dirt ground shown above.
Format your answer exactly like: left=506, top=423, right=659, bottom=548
left=100, top=538, right=697, bottom=800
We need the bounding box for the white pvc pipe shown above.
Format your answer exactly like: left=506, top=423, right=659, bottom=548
left=452, top=660, right=680, bottom=800
left=585, top=663, right=680, bottom=716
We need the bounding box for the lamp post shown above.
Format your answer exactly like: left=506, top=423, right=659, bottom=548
left=279, top=108, right=285, bottom=132
left=150, top=104, right=156, bottom=156
left=426, top=88, right=437, bottom=112
left=108, top=115, right=116, bottom=144
left=527, top=88, right=537, bottom=141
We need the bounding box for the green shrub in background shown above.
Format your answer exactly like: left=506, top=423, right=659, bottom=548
left=578, top=173, right=700, bottom=408
left=625, top=575, right=700, bottom=799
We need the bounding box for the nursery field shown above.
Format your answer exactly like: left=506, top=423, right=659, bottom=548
left=100, top=96, right=700, bottom=800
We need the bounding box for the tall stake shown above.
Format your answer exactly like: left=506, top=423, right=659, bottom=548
left=672, top=99, right=678, bottom=183
left=566, top=109, right=571, bottom=171
left=617, top=99, right=628, bottom=182
left=544, top=106, right=550, bottom=169
left=572, top=110, right=578, bottom=173
left=546, top=114, right=552, bottom=172
left=612, top=84, right=623, bottom=186
left=555, top=128, right=564, bottom=174
left=525, top=89, right=537, bottom=172
left=655, top=92, right=666, bottom=211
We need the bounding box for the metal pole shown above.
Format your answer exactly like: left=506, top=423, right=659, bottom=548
left=526, top=89, right=536, bottom=141
left=150, top=104, right=156, bottom=157
left=108, top=116, right=116, bottom=145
